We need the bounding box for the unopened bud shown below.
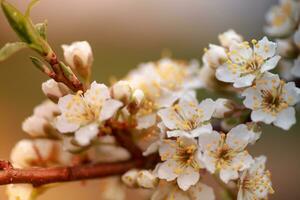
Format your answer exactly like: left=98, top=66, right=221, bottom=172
left=22, top=115, right=49, bottom=137
left=213, top=98, right=234, bottom=119
left=127, top=89, right=145, bottom=114
left=132, top=89, right=144, bottom=106
left=111, top=81, right=132, bottom=104
left=42, top=79, right=70, bottom=102
left=121, top=169, right=139, bottom=187
left=6, top=184, right=36, bottom=200
left=202, top=44, right=227, bottom=68
left=218, top=29, right=243, bottom=48
left=276, top=39, right=298, bottom=58
left=136, top=170, right=158, bottom=189
left=62, top=41, right=93, bottom=80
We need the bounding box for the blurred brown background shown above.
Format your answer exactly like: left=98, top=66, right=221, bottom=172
left=1, top=0, right=300, bottom=199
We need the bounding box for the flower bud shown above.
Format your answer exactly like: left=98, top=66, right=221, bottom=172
left=121, top=169, right=139, bottom=187
left=276, top=39, right=298, bottom=58
left=132, top=89, right=144, bottom=106
left=42, top=79, right=70, bottom=103
left=213, top=98, right=235, bottom=119
left=218, top=29, right=243, bottom=48
left=294, top=27, right=300, bottom=49
left=136, top=170, right=158, bottom=189
left=127, top=89, right=145, bottom=114
left=11, top=139, right=72, bottom=168
left=111, top=81, right=132, bottom=104
left=6, top=184, right=37, bottom=200
left=22, top=115, right=49, bottom=137
left=202, top=44, right=227, bottom=69
left=62, top=41, right=93, bottom=80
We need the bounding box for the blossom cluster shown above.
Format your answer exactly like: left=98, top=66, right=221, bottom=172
left=1, top=0, right=300, bottom=200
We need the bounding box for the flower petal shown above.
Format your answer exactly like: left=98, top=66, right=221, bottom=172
left=260, top=55, right=281, bottom=72
left=75, top=123, right=99, bottom=146
left=273, top=107, right=296, bottom=130
left=99, top=99, right=123, bottom=121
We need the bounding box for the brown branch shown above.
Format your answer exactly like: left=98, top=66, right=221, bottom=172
left=0, top=159, right=145, bottom=187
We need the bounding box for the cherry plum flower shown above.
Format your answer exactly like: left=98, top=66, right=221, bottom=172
left=198, top=124, right=254, bottom=183
left=242, top=72, right=300, bottom=130
left=216, top=37, right=281, bottom=88
left=237, top=156, right=274, bottom=200
left=158, top=93, right=215, bottom=138
left=55, top=82, right=123, bottom=146
left=155, top=137, right=203, bottom=191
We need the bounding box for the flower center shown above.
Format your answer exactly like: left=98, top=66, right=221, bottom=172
left=174, top=142, right=199, bottom=170
left=260, top=83, right=288, bottom=114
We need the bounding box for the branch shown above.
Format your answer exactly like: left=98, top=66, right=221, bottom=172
left=0, top=159, right=145, bottom=187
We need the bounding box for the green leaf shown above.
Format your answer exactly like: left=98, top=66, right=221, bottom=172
left=0, top=42, right=28, bottom=62
left=25, top=0, right=40, bottom=17
left=59, top=61, right=76, bottom=80
left=35, top=20, right=47, bottom=40
left=30, top=56, right=53, bottom=76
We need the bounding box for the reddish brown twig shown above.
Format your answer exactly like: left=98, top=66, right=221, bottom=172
left=0, top=159, right=145, bottom=187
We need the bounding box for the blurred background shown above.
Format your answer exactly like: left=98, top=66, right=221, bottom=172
left=1, top=0, right=300, bottom=199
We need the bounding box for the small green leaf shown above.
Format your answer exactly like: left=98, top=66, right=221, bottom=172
left=59, top=61, right=76, bottom=80
left=25, top=0, right=40, bottom=17
left=35, top=20, right=47, bottom=40
left=0, top=42, right=28, bottom=62
left=30, top=56, right=53, bottom=76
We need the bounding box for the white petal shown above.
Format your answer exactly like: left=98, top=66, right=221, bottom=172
left=137, top=113, right=157, bottom=129
left=233, top=74, right=256, bottom=88
left=273, top=107, right=296, bottom=130
left=55, top=115, right=80, bottom=133
left=158, top=140, right=176, bottom=160
left=189, top=182, right=215, bottom=200
left=226, top=124, right=250, bottom=151
left=282, top=82, right=300, bottom=105
left=198, top=99, right=216, bottom=121
left=177, top=167, right=200, bottom=191
left=99, top=99, right=123, bottom=121
left=157, top=159, right=178, bottom=181
left=84, top=82, right=110, bottom=107
left=167, top=130, right=191, bottom=138
left=198, top=131, right=220, bottom=152
left=74, top=123, right=99, bottom=146
left=254, top=37, right=277, bottom=59
left=251, top=109, right=276, bottom=124
left=200, top=152, right=217, bottom=173
left=190, top=123, right=213, bottom=138
left=229, top=42, right=253, bottom=62
left=219, top=168, right=239, bottom=183
left=260, top=55, right=281, bottom=72
left=242, top=87, right=262, bottom=109
left=158, top=108, right=178, bottom=130
left=216, top=64, right=239, bottom=83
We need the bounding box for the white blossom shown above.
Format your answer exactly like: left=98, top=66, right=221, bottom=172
left=276, top=38, right=298, bottom=58
left=294, top=26, right=300, bottom=48
left=155, top=137, right=203, bottom=191
left=264, top=0, right=300, bottom=37
left=151, top=181, right=215, bottom=200
left=238, top=156, right=274, bottom=200
left=218, top=29, right=243, bottom=49
left=55, top=81, right=123, bottom=146
left=158, top=94, right=215, bottom=138
left=198, top=124, right=254, bottom=183
left=126, top=58, right=202, bottom=129
left=242, top=72, right=300, bottom=130
left=62, top=41, right=93, bottom=71
left=216, top=37, right=281, bottom=88
left=42, top=79, right=70, bottom=102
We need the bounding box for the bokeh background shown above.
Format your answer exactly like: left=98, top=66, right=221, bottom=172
left=1, top=0, right=300, bottom=199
